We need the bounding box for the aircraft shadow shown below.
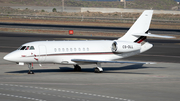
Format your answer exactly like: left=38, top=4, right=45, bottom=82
left=6, top=64, right=164, bottom=74
left=6, top=67, right=71, bottom=74
left=82, top=64, right=152, bottom=74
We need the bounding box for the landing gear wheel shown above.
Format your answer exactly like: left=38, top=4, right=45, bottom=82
left=94, top=63, right=103, bottom=73
left=74, top=65, right=81, bottom=71
left=94, top=67, right=102, bottom=73
left=27, top=63, right=34, bottom=74
left=28, top=71, right=34, bottom=74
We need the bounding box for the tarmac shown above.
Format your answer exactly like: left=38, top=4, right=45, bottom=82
left=1, top=52, right=180, bottom=101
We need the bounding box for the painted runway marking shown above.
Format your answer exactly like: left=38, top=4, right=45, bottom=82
left=0, top=87, right=89, bottom=101
left=0, top=93, right=46, bottom=101
left=0, top=83, right=134, bottom=101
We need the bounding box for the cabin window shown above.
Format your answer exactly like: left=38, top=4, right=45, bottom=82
left=62, top=48, right=64, bottom=52
left=66, top=48, right=69, bottom=51
left=83, top=48, right=85, bottom=51
left=29, top=46, right=35, bottom=50
left=87, top=48, right=89, bottom=51
left=58, top=48, right=61, bottom=52
left=78, top=48, right=81, bottom=51
left=54, top=48, right=57, bottom=52
left=70, top=48, right=72, bottom=51
left=74, top=48, right=76, bottom=51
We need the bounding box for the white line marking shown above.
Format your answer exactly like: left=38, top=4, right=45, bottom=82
left=0, top=83, right=134, bottom=101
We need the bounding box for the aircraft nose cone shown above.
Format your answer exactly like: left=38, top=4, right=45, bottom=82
left=3, top=54, right=11, bottom=61
left=3, top=50, right=25, bottom=62
left=3, top=52, right=17, bottom=62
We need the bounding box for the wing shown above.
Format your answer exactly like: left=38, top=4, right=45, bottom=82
left=71, top=59, right=155, bottom=64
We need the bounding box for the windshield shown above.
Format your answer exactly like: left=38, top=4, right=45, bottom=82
left=18, top=46, right=35, bottom=50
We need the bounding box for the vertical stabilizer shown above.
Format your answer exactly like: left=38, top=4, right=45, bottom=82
left=118, top=10, right=153, bottom=42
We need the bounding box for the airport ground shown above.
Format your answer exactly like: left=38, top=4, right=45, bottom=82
left=0, top=30, right=180, bottom=101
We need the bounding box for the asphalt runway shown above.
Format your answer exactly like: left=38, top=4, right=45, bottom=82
left=0, top=32, right=180, bottom=101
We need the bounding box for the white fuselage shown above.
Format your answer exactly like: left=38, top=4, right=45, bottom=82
left=4, top=40, right=151, bottom=65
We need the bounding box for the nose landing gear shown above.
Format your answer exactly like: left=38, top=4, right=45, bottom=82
left=28, top=63, right=34, bottom=74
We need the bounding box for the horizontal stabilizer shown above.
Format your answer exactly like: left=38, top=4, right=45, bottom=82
left=72, top=59, right=155, bottom=64
left=133, top=33, right=175, bottom=38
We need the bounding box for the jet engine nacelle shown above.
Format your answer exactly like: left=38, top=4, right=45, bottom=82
left=111, top=41, right=141, bottom=53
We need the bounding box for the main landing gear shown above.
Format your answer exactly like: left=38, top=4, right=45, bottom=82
left=28, top=63, right=34, bottom=74
left=94, top=62, right=103, bottom=73
left=74, top=63, right=103, bottom=73
left=74, top=64, right=81, bottom=71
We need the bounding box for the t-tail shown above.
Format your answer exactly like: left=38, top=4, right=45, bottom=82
left=118, top=10, right=175, bottom=53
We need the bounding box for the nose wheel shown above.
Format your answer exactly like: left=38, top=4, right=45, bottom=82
left=28, top=71, right=34, bottom=74
left=74, top=64, right=81, bottom=71
left=28, top=63, right=34, bottom=74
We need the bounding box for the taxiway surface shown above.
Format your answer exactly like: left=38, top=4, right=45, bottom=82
left=0, top=32, right=180, bottom=101
left=0, top=22, right=180, bottom=35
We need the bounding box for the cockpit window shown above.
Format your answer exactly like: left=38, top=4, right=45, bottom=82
left=18, top=46, right=35, bottom=50
left=25, top=46, right=30, bottom=50
left=29, top=46, right=35, bottom=50
left=17, top=46, right=22, bottom=50
left=20, top=46, right=26, bottom=50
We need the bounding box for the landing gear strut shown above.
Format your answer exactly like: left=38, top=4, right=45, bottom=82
left=74, top=64, right=81, bottom=71
left=28, top=63, right=34, bottom=74
left=94, top=62, right=103, bottom=73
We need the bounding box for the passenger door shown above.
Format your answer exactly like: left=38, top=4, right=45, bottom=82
left=39, top=45, right=47, bottom=62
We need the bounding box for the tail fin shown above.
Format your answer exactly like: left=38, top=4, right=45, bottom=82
left=118, top=10, right=153, bottom=42
left=118, top=10, right=175, bottom=42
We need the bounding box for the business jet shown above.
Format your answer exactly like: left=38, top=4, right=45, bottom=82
left=3, top=10, right=174, bottom=74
